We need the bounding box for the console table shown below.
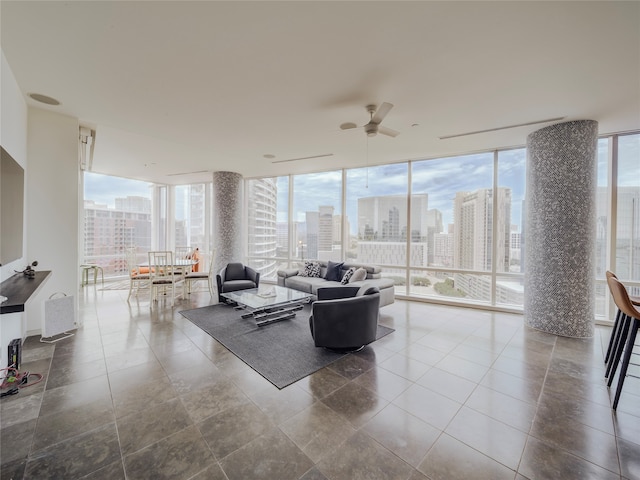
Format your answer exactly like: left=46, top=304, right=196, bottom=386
left=0, top=271, right=51, bottom=367
left=0, top=270, right=52, bottom=314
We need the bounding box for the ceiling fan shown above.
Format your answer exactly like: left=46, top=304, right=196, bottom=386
left=340, top=102, right=400, bottom=138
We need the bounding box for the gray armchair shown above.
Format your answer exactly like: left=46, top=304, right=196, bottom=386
left=309, top=285, right=380, bottom=352
left=216, top=262, right=260, bottom=303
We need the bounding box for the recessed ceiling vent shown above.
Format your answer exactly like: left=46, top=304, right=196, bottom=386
left=28, top=93, right=61, bottom=106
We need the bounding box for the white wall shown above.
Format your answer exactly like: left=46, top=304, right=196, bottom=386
left=2, top=49, right=79, bottom=353
left=0, top=52, right=28, bottom=368
left=25, top=108, right=79, bottom=335
left=0, top=51, right=28, bottom=281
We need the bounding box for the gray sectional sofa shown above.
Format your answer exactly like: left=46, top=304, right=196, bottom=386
left=277, top=260, right=395, bottom=307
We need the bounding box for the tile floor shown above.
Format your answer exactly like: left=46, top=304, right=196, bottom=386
left=1, top=285, right=639, bottom=480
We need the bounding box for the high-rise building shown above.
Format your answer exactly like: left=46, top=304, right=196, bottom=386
left=356, top=194, right=429, bottom=265
left=357, top=194, right=428, bottom=241
left=246, top=178, right=278, bottom=278
left=453, top=188, right=511, bottom=272
left=453, top=187, right=512, bottom=300
left=188, top=184, right=206, bottom=250
left=318, top=206, right=334, bottom=253
left=426, top=209, right=444, bottom=264
left=305, top=211, right=319, bottom=260
left=433, top=224, right=454, bottom=267
left=115, top=195, right=151, bottom=213
left=83, top=197, right=152, bottom=276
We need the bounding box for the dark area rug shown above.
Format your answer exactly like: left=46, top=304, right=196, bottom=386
left=179, top=303, right=394, bottom=389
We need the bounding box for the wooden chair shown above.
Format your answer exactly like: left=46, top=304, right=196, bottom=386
left=125, top=247, right=150, bottom=302
left=185, top=249, right=216, bottom=297
left=148, top=251, right=184, bottom=307
left=174, top=246, right=194, bottom=275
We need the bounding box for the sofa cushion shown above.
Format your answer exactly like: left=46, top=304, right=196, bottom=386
left=324, top=261, right=344, bottom=282
left=222, top=279, right=256, bottom=292
left=225, top=263, right=246, bottom=281
left=300, top=261, right=321, bottom=278
left=341, top=267, right=356, bottom=285
left=349, top=267, right=367, bottom=283
left=284, top=276, right=315, bottom=293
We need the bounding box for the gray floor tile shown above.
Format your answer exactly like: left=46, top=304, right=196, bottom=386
left=363, top=403, right=440, bottom=467
left=418, top=433, right=516, bottom=480
left=315, top=430, right=413, bottom=480
left=219, top=427, right=313, bottom=480
left=25, top=423, right=120, bottom=479
left=4, top=291, right=640, bottom=480
left=123, top=425, right=215, bottom=480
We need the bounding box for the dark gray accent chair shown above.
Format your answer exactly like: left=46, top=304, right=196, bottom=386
left=309, top=285, right=380, bottom=352
left=216, top=262, right=260, bottom=303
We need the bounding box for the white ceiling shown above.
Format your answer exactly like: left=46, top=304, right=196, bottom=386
left=2, top=1, right=639, bottom=185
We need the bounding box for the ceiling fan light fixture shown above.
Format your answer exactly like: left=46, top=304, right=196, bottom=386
left=364, top=124, right=378, bottom=137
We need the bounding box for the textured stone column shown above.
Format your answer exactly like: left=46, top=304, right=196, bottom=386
left=213, top=171, right=243, bottom=275
left=524, top=120, right=598, bottom=338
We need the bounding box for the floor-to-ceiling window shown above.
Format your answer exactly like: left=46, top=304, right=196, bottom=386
left=410, top=152, right=496, bottom=304
left=345, top=164, right=409, bottom=292
left=495, top=148, right=526, bottom=308
left=174, top=183, right=212, bottom=255
left=596, top=137, right=611, bottom=317
left=83, top=131, right=636, bottom=319
left=292, top=171, right=343, bottom=264
left=616, top=133, right=640, bottom=290
left=82, top=172, right=152, bottom=278
left=246, top=177, right=288, bottom=280
left=244, top=131, right=638, bottom=320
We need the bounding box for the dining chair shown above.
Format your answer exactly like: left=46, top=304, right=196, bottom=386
left=604, top=271, right=640, bottom=378
left=125, top=247, right=150, bottom=302
left=174, top=246, right=194, bottom=274
left=185, top=249, right=216, bottom=297
left=605, top=274, right=640, bottom=409
left=148, top=250, right=184, bottom=307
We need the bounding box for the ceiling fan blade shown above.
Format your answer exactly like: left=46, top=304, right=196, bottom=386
left=340, top=122, right=358, bottom=130
left=378, top=126, right=400, bottom=138
left=371, top=102, right=393, bottom=125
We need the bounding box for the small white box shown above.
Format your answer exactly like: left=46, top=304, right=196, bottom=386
left=42, top=294, right=76, bottom=340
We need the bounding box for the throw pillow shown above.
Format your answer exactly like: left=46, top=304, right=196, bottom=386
left=190, top=248, right=200, bottom=272
left=349, top=267, right=367, bottom=283
left=324, top=261, right=344, bottom=282
left=341, top=267, right=356, bottom=285
left=300, top=261, right=321, bottom=278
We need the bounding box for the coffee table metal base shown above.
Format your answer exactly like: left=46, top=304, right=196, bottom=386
left=237, top=302, right=306, bottom=326
left=222, top=286, right=313, bottom=327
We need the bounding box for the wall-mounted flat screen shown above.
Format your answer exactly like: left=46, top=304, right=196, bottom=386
left=1, top=146, right=25, bottom=266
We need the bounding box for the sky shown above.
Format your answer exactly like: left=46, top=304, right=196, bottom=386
left=84, top=173, right=153, bottom=208
left=280, top=148, right=527, bottom=232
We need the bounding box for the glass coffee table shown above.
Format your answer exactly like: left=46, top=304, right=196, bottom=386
left=220, top=285, right=313, bottom=327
